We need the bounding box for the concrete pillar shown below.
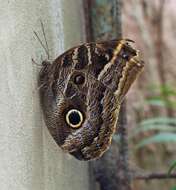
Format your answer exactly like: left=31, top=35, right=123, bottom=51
left=0, top=1, right=90, bottom=190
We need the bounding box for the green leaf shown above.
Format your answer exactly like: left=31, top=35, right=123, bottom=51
left=146, top=98, right=176, bottom=108
left=145, top=84, right=176, bottom=108
left=139, top=117, right=176, bottom=126
left=148, top=84, right=176, bottom=96
left=170, top=186, right=176, bottom=190
left=129, top=124, right=176, bottom=139
left=146, top=99, right=166, bottom=107
left=160, top=85, right=176, bottom=96
left=135, top=133, right=176, bottom=149
left=168, top=160, right=176, bottom=175
left=130, top=117, right=176, bottom=139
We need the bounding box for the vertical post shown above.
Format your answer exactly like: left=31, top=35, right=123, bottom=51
left=0, top=1, right=90, bottom=190
left=84, top=0, right=131, bottom=189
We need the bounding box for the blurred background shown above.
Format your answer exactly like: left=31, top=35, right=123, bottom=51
left=85, top=0, right=176, bottom=190
left=123, top=0, right=176, bottom=189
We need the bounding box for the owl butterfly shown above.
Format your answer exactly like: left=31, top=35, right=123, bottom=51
left=39, top=39, right=144, bottom=161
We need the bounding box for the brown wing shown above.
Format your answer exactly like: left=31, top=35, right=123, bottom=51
left=39, top=39, right=144, bottom=160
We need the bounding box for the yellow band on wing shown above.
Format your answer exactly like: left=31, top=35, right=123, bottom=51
left=97, top=40, right=126, bottom=80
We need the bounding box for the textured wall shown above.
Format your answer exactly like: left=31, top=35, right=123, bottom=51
left=0, top=0, right=89, bottom=190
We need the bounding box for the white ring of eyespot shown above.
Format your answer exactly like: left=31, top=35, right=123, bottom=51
left=66, top=109, right=83, bottom=128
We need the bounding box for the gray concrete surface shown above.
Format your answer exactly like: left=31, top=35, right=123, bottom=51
left=0, top=1, right=89, bottom=190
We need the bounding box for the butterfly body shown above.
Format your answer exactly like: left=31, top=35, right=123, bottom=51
left=39, top=39, right=144, bottom=160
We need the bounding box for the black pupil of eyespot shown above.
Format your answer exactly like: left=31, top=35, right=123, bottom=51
left=74, top=74, right=85, bottom=85
left=68, top=111, right=81, bottom=125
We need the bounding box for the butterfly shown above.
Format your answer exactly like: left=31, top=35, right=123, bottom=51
left=38, top=36, right=144, bottom=161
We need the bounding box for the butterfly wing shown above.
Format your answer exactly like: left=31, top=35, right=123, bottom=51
left=39, top=39, right=144, bottom=160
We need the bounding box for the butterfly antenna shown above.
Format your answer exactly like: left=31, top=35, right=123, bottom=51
left=40, top=20, right=50, bottom=59
left=34, top=30, right=50, bottom=60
